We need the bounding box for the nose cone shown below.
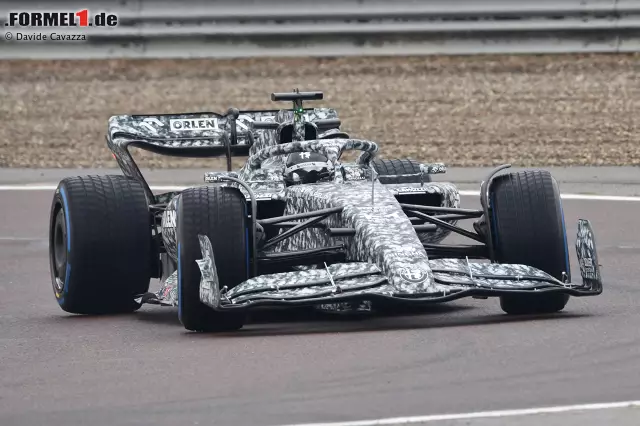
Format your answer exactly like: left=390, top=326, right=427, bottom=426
left=346, top=202, right=436, bottom=293
left=386, top=256, right=435, bottom=293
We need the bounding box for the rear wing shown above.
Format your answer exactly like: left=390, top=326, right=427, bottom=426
left=109, top=110, right=262, bottom=159
left=107, top=107, right=340, bottom=158
left=106, top=106, right=340, bottom=202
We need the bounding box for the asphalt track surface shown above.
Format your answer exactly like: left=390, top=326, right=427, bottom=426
left=1, top=168, right=640, bottom=426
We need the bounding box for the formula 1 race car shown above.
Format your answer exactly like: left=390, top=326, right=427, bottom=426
left=48, top=90, right=603, bottom=332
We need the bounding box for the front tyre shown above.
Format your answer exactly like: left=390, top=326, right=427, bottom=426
left=489, top=170, right=571, bottom=315
left=176, top=186, right=249, bottom=332
left=371, top=158, right=432, bottom=183
left=49, top=175, right=152, bottom=314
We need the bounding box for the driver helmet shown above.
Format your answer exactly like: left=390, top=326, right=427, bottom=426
left=283, top=152, right=333, bottom=185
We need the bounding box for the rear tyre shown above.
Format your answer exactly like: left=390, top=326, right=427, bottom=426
left=49, top=175, right=152, bottom=314
left=177, top=186, right=249, bottom=332
left=489, top=170, right=571, bottom=315
left=371, top=158, right=432, bottom=183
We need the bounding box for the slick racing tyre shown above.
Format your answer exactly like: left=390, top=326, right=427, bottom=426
left=49, top=175, right=152, bottom=314
left=371, top=158, right=432, bottom=183
left=176, top=186, right=249, bottom=332
left=489, top=170, right=571, bottom=315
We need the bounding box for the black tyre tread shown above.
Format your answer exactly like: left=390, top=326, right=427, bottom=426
left=372, top=158, right=432, bottom=183
left=491, top=170, right=568, bottom=278
left=177, top=185, right=248, bottom=332
left=52, top=175, right=151, bottom=314
left=490, top=170, right=570, bottom=315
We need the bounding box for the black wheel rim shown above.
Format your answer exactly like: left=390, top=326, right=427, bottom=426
left=51, top=206, right=68, bottom=295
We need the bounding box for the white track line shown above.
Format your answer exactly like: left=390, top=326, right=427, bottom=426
left=282, top=400, right=640, bottom=426
left=457, top=190, right=640, bottom=202
left=0, top=237, right=46, bottom=241
left=0, top=184, right=638, bottom=202
left=0, top=184, right=185, bottom=191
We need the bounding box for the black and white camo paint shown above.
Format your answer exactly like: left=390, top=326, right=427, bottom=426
left=187, top=172, right=599, bottom=309
left=575, top=219, right=603, bottom=292
left=384, top=181, right=461, bottom=244
left=150, top=187, right=604, bottom=310
left=226, top=257, right=575, bottom=303
left=106, top=108, right=340, bottom=202
left=151, top=218, right=604, bottom=309
left=429, top=259, right=562, bottom=289
left=196, top=234, right=222, bottom=308
left=152, top=235, right=599, bottom=309
left=106, top=104, right=601, bottom=313
left=243, top=139, right=377, bottom=171
left=108, top=109, right=339, bottom=152
left=189, top=235, right=597, bottom=311
left=269, top=180, right=464, bottom=293
left=160, top=196, right=179, bottom=260
left=155, top=271, right=178, bottom=306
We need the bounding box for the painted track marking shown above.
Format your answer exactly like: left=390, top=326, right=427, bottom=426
left=0, top=237, right=46, bottom=241
left=0, top=184, right=185, bottom=192
left=282, top=400, right=640, bottom=426
left=0, top=184, right=639, bottom=201
left=458, top=190, right=640, bottom=202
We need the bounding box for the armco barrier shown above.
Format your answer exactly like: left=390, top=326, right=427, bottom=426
left=1, top=0, right=639, bottom=58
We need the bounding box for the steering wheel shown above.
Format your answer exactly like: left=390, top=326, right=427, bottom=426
left=246, top=138, right=378, bottom=170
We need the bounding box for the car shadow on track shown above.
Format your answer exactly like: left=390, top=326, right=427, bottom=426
left=132, top=303, right=474, bottom=328
left=230, top=312, right=592, bottom=338
left=132, top=302, right=594, bottom=337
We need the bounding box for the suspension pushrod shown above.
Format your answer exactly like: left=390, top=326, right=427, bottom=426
left=399, top=203, right=484, bottom=217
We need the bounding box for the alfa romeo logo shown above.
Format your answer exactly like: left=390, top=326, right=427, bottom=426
left=399, top=266, right=428, bottom=283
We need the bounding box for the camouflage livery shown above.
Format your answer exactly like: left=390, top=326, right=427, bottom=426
left=101, top=91, right=602, bottom=321
left=194, top=230, right=602, bottom=310
left=575, top=219, right=603, bottom=292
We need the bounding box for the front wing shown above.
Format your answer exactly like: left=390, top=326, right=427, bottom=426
left=189, top=219, right=602, bottom=311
